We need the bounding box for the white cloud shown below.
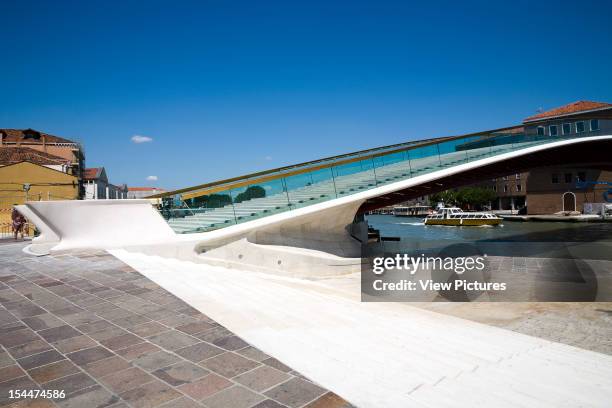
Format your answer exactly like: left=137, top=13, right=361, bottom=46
left=264, top=156, right=272, bottom=161
left=146, top=175, right=158, bottom=181
left=131, top=135, right=153, bottom=144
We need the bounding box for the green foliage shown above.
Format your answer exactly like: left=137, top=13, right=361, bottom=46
left=189, top=193, right=232, bottom=208
left=431, top=187, right=496, bottom=209
left=185, top=185, right=267, bottom=208
left=430, top=190, right=457, bottom=206
left=234, top=185, right=266, bottom=203
left=457, top=187, right=497, bottom=208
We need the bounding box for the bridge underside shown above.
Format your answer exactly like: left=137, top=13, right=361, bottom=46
left=358, top=139, right=612, bottom=213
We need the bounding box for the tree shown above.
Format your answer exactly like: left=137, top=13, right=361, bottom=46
left=234, top=185, right=266, bottom=203
left=431, top=187, right=496, bottom=210
left=189, top=193, right=233, bottom=208
left=456, top=187, right=497, bottom=209
left=430, top=190, right=457, bottom=206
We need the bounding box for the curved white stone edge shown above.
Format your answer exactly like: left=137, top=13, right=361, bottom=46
left=22, top=243, right=51, bottom=257
left=22, top=135, right=612, bottom=255
left=21, top=199, right=176, bottom=252
left=197, top=238, right=364, bottom=278
left=16, top=203, right=61, bottom=246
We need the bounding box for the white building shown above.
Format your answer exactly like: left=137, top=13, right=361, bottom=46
left=127, top=187, right=166, bottom=199
left=83, top=167, right=127, bottom=199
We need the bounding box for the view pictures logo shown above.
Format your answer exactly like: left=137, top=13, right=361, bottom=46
left=372, top=254, right=487, bottom=275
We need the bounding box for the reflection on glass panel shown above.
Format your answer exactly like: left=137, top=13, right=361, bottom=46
left=232, top=178, right=289, bottom=225
left=371, top=155, right=384, bottom=169
left=437, top=138, right=469, bottom=167
left=191, top=192, right=233, bottom=209
left=307, top=167, right=338, bottom=199
left=160, top=188, right=237, bottom=233
left=331, top=159, right=378, bottom=196
left=285, top=171, right=326, bottom=209
left=369, top=151, right=409, bottom=186
left=381, top=151, right=405, bottom=166
left=406, top=144, right=440, bottom=175
left=462, top=136, right=494, bottom=161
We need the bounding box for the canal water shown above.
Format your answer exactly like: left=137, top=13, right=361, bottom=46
left=366, top=214, right=612, bottom=243
left=365, top=214, right=612, bottom=261
left=364, top=214, right=612, bottom=302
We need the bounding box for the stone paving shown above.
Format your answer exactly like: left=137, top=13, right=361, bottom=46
left=0, top=241, right=352, bottom=408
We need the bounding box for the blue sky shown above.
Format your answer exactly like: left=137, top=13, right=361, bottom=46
left=1, top=0, right=611, bottom=189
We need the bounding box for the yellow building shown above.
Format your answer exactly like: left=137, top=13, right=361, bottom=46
left=0, top=128, right=84, bottom=177
left=0, top=148, right=78, bottom=234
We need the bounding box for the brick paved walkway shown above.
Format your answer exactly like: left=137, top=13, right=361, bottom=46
left=0, top=241, right=352, bottom=408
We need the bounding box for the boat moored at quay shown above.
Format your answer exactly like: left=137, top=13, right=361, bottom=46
left=424, top=207, right=502, bottom=226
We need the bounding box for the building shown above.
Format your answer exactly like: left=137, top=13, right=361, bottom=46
left=1, top=128, right=87, bottom=199
left=482, top=173, right=528, bottom=211
left=0, top=128, right=128, bottom=202
left=127, top=187, right=167, bottom=199
left=0, top=147, right=79, bottom=228
left=521, top=101, right=612, bottom=214
left=0, top=128, right=85, bottom=178
left=477, top=101, right=612, bottom=214
left=83, top=167, right=128, bottom=199
left=0, top=129, right=126, bottom=203
left=523, top=100, right=611, bottom=137
left=425, top=100, right=612, bottom=214
left=526, top=167, right=612, bottom=214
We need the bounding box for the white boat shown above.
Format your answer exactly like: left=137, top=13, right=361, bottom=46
left=424, top=207, right=502, bottom=226
left=393, top=205, right=430, bottom=216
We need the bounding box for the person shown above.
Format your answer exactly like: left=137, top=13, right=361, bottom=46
left=11, top=206, right=26, bottom=240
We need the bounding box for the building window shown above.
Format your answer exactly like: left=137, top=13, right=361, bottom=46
left=515, top=173, right=521, bottom=179
left=552, top=173, right=559, bottom=184
left=577, top=171, right=586, bottom=182
left=516, top=184, right=522, bottom=192
left=590, top=119, right=600, bottom=131
left=564, top=173, right=572, bottom=183
left=562, top=123, right=571, bottom=135
left=493, top=185, right=497, bottom=192
left=503, top=185, right=508, bottom=193
left=549, top=125, right=558, bottom=136
left=576, top=121, right=585, bottom=133
left=537, top=126, right=545, bottom=136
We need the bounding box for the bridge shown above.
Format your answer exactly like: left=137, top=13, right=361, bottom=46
left=19, top=129, right=612, bottom=274
left=154, top=128, right=556, bottom=234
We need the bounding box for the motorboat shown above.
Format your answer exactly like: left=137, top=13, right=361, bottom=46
left=424, top=207, right=502, bottom=226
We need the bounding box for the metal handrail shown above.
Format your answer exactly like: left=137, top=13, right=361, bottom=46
left=151, top=124, right=522, bottom=199
left=0, top=222, right=33, bottom=238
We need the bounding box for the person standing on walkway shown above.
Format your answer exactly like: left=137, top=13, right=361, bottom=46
left=11, top=206, right=26, bottom=240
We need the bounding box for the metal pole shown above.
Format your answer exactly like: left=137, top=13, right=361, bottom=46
left=371, top=158, right=378, bottom=186
left=330, top=168, right=338, bottom=197
left=229, top=190, right=238, bottom=224
left=282, top=178, right=291, bottom=206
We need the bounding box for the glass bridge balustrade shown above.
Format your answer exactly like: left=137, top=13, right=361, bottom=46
left=159, top=131, right=587, bottom=233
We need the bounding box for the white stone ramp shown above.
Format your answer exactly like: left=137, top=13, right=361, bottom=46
left=110, top=250, right=612, bottom=408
